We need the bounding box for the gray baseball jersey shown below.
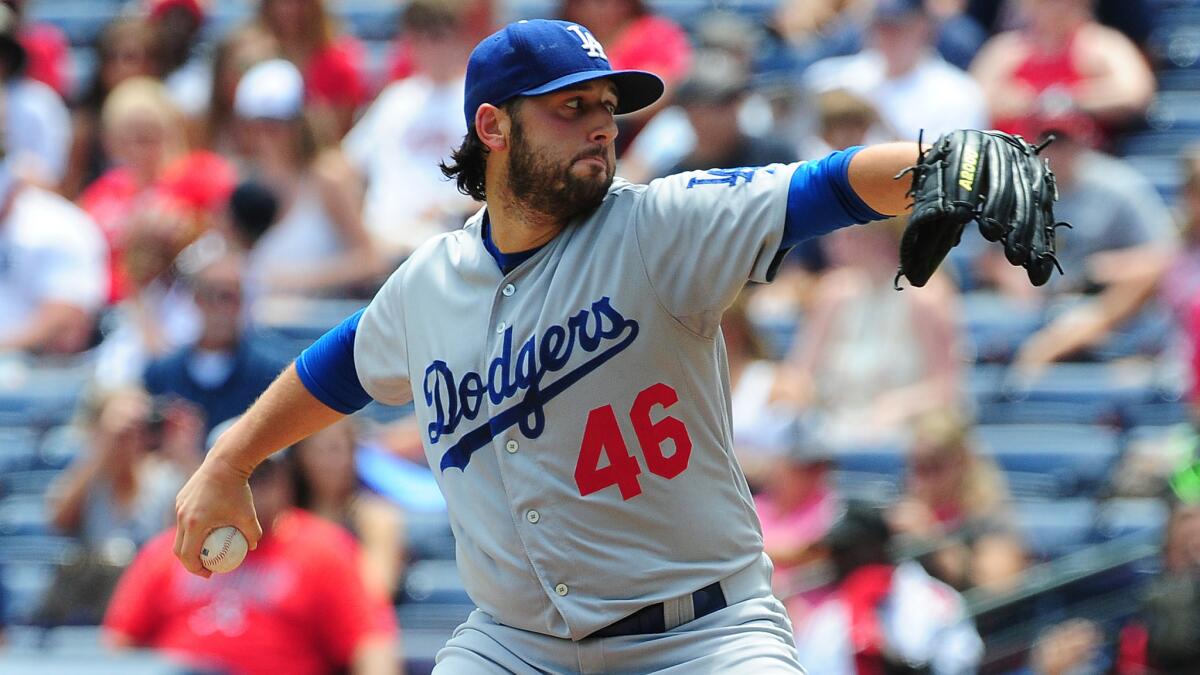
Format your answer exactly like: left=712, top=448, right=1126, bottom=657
left=353, top=165, right=794, bottom=640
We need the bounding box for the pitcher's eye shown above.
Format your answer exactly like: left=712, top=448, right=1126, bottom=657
left=565, top=99, right=581, bottom=110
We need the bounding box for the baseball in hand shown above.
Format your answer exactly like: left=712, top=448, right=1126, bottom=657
left=200, top=526, right=248, bottom=573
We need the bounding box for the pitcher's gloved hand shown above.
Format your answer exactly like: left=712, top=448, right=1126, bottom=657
left=894, top=129, right=1070, bottom=288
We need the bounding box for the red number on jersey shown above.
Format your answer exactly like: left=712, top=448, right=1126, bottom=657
left=630, top=383, right=693, bottom=480
left=574, top=383, right=693, bottom=500
left=574, top=404, right=643, bottom=500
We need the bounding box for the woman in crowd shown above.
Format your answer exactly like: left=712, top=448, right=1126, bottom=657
left=47, top=387, right=201, bottom=547
left=79, top=77, right=234, bottom=304
left=289, top=419, right=406, bottom=599
left=786, top=217, right=962, bottom=447
left=256, top=0, right=367, bottom=137
left=203, top=24, right=279, bottom=155
left=233, top=58, right=381, bottom=307
left=889, top=410, right=1028, bottom=592
left=63, top=17, right=161, bottom=199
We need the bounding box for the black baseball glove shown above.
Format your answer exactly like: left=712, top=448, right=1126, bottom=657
left=893, top=129, right=1070, bottom=289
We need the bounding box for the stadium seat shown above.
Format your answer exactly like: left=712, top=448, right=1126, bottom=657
left=398, top=604, right=474, bottom=675
left=0, top=427, right=40, bottom=473
left=974, top=424, right=1122, bottom=497
left=1013, top=498, right=1096, bottom=560
left=38, top=425, right=85, bottom=470
left=25, top=1, right=119, bottom=47
left=975, top=399, right=1119, bottom=426
left=1001, top=363, right=1158, bottom=407
left=959, top=293, right=1044, bottom=364
left=1093, top=498, right=1170, bottom=543
left=753, top=316, right=802, bottom=361
left=1, top=470, right=61, bottom=498
left=832, top=446, right=905, bottom=476
left=1121, top=399, right=1193, bottom=427
left=0, top=535, right=80, bottom=624
left=832, top=470, right=901, bottom=505
left=0, top=496, right=55, bottom=537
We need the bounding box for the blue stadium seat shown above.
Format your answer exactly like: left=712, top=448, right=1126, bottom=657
left=1002, top=363, right=1158, bottom=407
left=1122, top=154, right=1182, bottom=200
left=340, top=5, right=401, bottom=41
left=398, top=604, right=473, bottom=675
left=25, top=1, right=119, bottom=47
left=975, top=399, right=1118, bottom=426
left=0, top=496, right=54, bottom=536
left=1156, top=68, right=1200, bottom=92
left=753, top=316, right=802, bottom=361
left=1093, top=498, right=1170, bottom=543
left=0, top=427, right=40, bottom=473
left=832, top=446, right=905, bottom=476
left=974, top=424, right=1122, bottom=496
left=1013, top=498, right=1096, bottom=560
left=1, top=470, right=62, bottom=498
left=959, top=293, right=1044, bottom=364
left=1121, top=399, right=1192, bottom=427
left=833, top=470, right=900, bottom=505
left=38, top=425, right=85, bottom=470
left=0, top=535, right=79, bottom=624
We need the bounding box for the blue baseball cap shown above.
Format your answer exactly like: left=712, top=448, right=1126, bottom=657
left=463, top=19, right=665, bottom=129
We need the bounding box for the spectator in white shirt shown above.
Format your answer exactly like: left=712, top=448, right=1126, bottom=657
left=343, top=0, right=476, bottom=261
left=0, top=128, right=107, bottom=353
left=0, top=3, right=70, bottom=190
left=802, top=0, right=988, bottom=142
left=795, top=502, right=984, bottom=675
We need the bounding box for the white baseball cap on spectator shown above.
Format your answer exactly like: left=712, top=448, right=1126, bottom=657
left=234, top=58, right=304, bottom=121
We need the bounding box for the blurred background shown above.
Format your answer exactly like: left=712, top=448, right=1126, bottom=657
left=0, top=0, right=1196, bottom=673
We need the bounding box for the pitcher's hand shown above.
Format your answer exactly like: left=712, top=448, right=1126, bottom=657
left=174, top=455, right=263, bottom=577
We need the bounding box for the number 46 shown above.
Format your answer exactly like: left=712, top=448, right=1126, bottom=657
left=574, top=383, right=693, bottom=500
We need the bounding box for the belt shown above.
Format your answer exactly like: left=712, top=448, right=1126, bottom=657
left=589, top=582, right=726, bottom=638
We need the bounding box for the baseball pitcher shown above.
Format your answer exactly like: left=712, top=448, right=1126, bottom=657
left=174, top=19, right=1060, bottom=674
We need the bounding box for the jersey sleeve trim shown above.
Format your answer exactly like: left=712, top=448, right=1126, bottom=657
left=783, top=146, right=889, bottom=248
left=296, top=308, right=374, bottom=414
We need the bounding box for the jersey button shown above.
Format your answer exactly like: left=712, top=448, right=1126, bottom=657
left=505, top=440, right=519, bottom=453
left=526, top=510, right=540, bottom=524
left=496, top=322, right=506, bottom=334
left=502, top=283, right=516, bottom=297
left=554, top=583, right=569, bottom=596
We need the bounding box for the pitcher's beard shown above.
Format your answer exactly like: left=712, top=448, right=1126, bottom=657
left=507, top=121, right=613, bottom=222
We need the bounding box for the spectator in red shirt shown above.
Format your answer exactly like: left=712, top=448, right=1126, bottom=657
left=559, top=0, right=692, bottom=151
left=102, top=451, right=400, bottom=675
left=970, top=0, right=1155, bottom=149
left=79, top=77, right=234, bottom=303
left=256, top=0, right=368, bottom=138
left=3, top=0, right=69, bottom=97
left=64, top=17, right=162, bottom=199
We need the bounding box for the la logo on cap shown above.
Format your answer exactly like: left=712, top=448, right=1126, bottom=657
left=566, top=24, right=608, bottom=60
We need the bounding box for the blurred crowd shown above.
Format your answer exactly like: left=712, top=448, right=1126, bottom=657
left=0, top=0, right=1197, bottom=673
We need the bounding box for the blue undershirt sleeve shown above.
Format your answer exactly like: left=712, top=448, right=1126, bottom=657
left=295, top=308, right=373, bottom=414
left=783, top=146, right=890, bottom=248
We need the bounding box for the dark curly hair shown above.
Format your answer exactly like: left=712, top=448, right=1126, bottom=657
left=441, top=99, right=523, bottom=202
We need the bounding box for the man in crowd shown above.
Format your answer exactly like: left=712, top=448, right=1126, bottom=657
left=103, top=451, right=399, bottom=675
